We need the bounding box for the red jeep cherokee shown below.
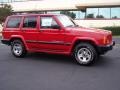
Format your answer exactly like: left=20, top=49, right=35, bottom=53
left=1, top=14, right=115, bottom=65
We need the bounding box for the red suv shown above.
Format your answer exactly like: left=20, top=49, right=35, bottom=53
left=1, top=14, right=115, bottom=65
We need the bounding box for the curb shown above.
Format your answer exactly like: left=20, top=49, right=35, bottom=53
left=113, top=36, right=120, bottom=38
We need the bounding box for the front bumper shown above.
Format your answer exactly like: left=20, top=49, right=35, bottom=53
left=97, top=41, right=115, bottom=54
left=1, top=39, right=10, bottom=45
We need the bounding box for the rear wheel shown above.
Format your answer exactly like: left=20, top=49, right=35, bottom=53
left=73, top=43, right=98, bottom=65
left=11, top=40, right=27, bottom=58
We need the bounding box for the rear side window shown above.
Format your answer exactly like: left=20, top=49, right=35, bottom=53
left=23, top=16, right=37, bottom=28
left=6, top=17, right=21, bottom=28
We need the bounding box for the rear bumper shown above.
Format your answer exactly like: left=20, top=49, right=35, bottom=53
left=97, top=41, right=115, bottom=54
left=1, top=39, right=10, bottom=45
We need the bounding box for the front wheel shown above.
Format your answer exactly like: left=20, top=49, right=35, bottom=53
left=11, top=40, right=27, bottom=58
left=73, top=43, right=98, bottom=65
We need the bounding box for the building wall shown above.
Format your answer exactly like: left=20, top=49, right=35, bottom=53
left=0, top=24, right=3, bottom=32
left=9, top=0, right=120, bottom=12
left=10, top=0, right=79, bottom=12
left=74, top=19, right=120, bottom=28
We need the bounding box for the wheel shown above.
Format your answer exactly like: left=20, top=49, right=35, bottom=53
left=11, top=40, right=27, bottom=58
left=73, top=43, right=98, bottom=65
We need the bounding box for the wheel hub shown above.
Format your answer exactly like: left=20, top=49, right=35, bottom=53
left=77, top=48, right=92, bottom=62
left=13, top=43, right=22, bottom=56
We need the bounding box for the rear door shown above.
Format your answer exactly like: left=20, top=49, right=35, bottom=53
left=21, top=16, right=39, bottom=50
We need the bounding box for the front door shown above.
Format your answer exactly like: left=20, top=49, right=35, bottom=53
left=38, top=16, right=66, bottom=52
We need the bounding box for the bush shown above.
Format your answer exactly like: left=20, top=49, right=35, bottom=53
left=101, top=26, right=120, bottom=36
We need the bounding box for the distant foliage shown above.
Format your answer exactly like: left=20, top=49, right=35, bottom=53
left=96, top=15, right=104, bottom=18
left=101, top=26, right=120, bottom=36
left=0, top=4, right=12, bottom=24
left=86, top=14, right=105, bottom=19
left=86, top=14, right=94, bottom=18
left=60, top=11, right=76, bottom=19
left=112, top=16, right=118, bottom=19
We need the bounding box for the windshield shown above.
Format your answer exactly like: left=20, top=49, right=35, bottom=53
left=57, top=15, right=77, bottom=27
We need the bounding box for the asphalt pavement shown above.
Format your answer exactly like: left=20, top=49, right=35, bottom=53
left=0, top=37, right=120, bottom=90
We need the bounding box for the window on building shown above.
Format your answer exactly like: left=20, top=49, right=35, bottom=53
left=111, top=7, right=120, bottom=19
left=23, top=16, right=37, bottom=28
left=47, top=11, right=60, bottom=14
left=59, top=10, right=85, bottom=19
left=60, top=11, right=76, bottom=19
left=98, top=8, right=110, bottom=18
left=86, top=8, right=98, bottom=18
left=7, top=17, right=21, bottom=28
left=70, top=11, right=85, bottom=19
left=78, top=11, right=86, bottom=19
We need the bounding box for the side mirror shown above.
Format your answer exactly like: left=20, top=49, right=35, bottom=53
left=51, top=25, right=61, bottom=29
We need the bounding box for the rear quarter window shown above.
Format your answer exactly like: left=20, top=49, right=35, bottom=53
left=6, top=17, right=22, bottom=28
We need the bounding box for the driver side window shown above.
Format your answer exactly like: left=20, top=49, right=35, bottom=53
left=40, top=17, right=58, bottom=29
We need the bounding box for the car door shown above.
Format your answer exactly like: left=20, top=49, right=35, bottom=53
left=38, top=16, right=67, bottom=52
left=21, top=16, right=40, bottom=50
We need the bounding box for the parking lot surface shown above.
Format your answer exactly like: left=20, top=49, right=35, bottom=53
left=0, top=37, right=120, bottom=90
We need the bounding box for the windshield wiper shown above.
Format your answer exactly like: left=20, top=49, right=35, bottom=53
left=74, top=25, right=79, bottom=27
left=66, top=25, right=75, bottom=27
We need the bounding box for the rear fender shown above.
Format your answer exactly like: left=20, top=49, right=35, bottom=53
left=10, top=35, right=29, bottom=50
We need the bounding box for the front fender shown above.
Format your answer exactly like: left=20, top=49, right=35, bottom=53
left=69, top=37, right=99, bottom=53
left=72, top=37, right=99, bottom=45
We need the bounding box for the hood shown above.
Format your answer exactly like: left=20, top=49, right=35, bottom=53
left=66, top=27, right=111, bottom=35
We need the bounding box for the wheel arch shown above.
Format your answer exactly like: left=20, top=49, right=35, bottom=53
left=9, top=35, right=28, bottom=50
left=71, top=38, right=99, bottom=54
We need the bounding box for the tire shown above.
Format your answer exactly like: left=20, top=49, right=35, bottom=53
left=73, top=43, right=98, bottom=65
left=11, top=40, right=27, bottom=58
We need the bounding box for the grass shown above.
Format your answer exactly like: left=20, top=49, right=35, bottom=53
left=100, top=26, right=120, bottom=36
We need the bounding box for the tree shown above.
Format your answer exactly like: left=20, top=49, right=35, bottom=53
left=86, top=14, right=94, bottom=18
left=96, top=15, right=104, bottom=18
left=60, top=11, right=76, bottom=19
left=0, top=4, right=12, bottom=24
left=112, top=16, right=118, bottom=19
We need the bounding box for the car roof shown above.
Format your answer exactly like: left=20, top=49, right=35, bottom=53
left=10, top=14, right=64, bottom=17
